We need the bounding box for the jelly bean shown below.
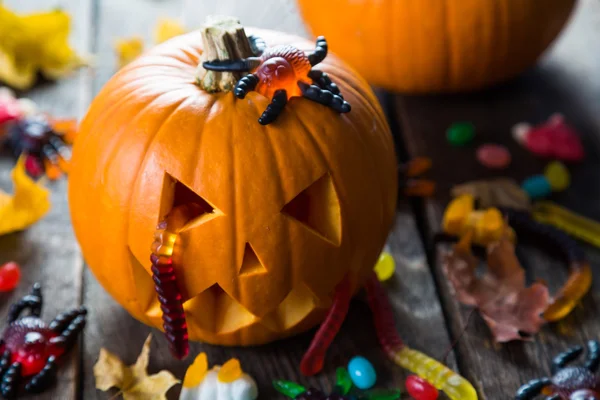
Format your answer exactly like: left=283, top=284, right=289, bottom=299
left=0, top=262, right=21, bottom=291
left=544, top=161, right=570, bottom=192
left=374, top=252, right=395, bottom=282
left=273, top=380, right=306, bottom=398
left=522, top=175, right=552, bottom=199
left=348, top=356, right=377, bottom=390
left=447, top=122, right=475, bottom=146
left=476, top=144, right=511, bottom=169
left=405, top=375, right=439, bottom=400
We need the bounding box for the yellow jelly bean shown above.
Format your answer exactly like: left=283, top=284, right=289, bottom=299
left=544, top=161, right=570, bottom=192
left=217, top=358, right=242, bottom=383
left=374, top=252, right=395, bottom=281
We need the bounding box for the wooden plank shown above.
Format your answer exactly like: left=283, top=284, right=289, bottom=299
left=391, top=1, right=600, bottom=398
left=0, top=0, right=93, bottom=398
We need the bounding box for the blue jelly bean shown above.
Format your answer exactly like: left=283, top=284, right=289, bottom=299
left=347, top=356, right=377, bottom=390
left=522, top=175, right=552, bottom=199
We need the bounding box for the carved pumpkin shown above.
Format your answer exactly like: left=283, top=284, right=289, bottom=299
left=297, top=0, right=576, bottom=93
left=68, top=23, right=397, bottom=346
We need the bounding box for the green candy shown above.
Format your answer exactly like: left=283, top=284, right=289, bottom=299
left=273, top=380, right=306, bottom=398
left=335, top=367, right=353, bottom=395
left=360, top=389, right=402, bottom=400
left=447, top=122, right=475, bottom=146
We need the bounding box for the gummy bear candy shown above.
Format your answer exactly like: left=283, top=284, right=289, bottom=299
left=513, top=114, right=584, bottom=162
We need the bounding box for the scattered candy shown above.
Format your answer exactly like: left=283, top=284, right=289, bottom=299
left=544, top=161, right=570, bottom=192
left=374, top=252, right=395, bottom=281
left=336, top=367, right=353, bottom=395
left=6, top=284, right=87, bottom=397
left=513, top=113, right=585, bottom=162
left=405, top=375, right=439, bottom=400
left=181, top=356, right=258, bottom=400
left=446, top=122, right=475, bottom=146
left=521, top=175, right=551, bottom=200
left=515, top=340, right=599, bottom=400
left=0, top=262, right=21, bottom=291
left=348, top=356, right=377, bottom=390
left=532, top=201, right=600, bottom=249
left=476, top=144, right=511, bottom=169
left=365, top=275, right=478, bottom=400
left=0, top=5, right=87, bottom=90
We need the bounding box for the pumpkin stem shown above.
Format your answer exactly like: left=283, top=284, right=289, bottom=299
left=196, top=16, right=256, bottom=93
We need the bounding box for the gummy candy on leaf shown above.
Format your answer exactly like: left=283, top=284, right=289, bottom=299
left=0, top=157, right=50, bottom=235
left=94, top=334, right=179, bottom=400
left=180, top=356, right=258, bottom=400
left=442, top=231, right=551, bottom=342
left=0, top=5, right=86, bottom=90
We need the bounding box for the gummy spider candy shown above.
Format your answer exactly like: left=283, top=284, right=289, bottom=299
left=513, top=113, right=584, bottom=162
left=273, top=367, right=400, bottom=400
left=516, top=340, right=600, bottom=400
left=203, top=35, right=350, bottom=125
left=3, top=114, right=76, bottom=180
left=0, top=283, right=86, bottom=398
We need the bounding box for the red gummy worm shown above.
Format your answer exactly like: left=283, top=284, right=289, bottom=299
left=364, top=273, right=405, bottom=356
left=150, top=239, right=189, bottom=360
left=300, top=275, right=351, bottom=376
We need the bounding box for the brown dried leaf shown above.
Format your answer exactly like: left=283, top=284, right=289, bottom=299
left=452, top=178, right=531, bottom=211
left=443, top=233, right=551, bottom=342
left=94, top=334, right=179, bottom=400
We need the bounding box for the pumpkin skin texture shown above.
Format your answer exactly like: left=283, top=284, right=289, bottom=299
left=297, top=0, right=576, bottom=93
left=68, top=28, right=397, bottom=346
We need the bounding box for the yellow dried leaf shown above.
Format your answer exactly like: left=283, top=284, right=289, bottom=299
left=154, top=18, right=186, bottom=43
left=0, top=5, right=86, bottom=89
left=94, top=334, right=179, bottom=400
left=0, top=157, right=50, bottom=235
left=183, top=352, right=208, bottom=388
left=115, top=37, right=144, bottom=68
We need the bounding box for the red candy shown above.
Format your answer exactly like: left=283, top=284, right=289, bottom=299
left=476, top=144, right=511, bottom=169
left=0, top=97, right=21, bottom=125
left=0, top=262, right=21, bottom=291
left=513, top=114, right=584, bottom=162
left=406, top=375, right=439, bottom=400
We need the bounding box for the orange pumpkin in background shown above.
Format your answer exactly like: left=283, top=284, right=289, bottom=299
left=297, top=0, right=576, bottom=93
left=68, top=23, right=397, bottom=347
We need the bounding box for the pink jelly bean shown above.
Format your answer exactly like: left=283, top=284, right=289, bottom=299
left=476, top=144, right=511, bottom=169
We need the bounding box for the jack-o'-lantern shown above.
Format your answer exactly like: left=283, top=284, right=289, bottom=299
left=68, top=17, right=397, bottom=356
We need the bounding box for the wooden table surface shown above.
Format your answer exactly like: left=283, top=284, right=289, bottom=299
left=2, top=0, right=599, bottom=399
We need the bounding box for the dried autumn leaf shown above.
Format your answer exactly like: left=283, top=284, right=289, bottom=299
left=0, top=157, right=50, bottom=235
left=94, top=334, right=179, bottom=400
left=442, top=232, right=551, bottom=342
left=0, top=5, right=86, bottom=90
left=452, top=178, right=531, bottom=211
left=115, top=37, right=144, bottom=69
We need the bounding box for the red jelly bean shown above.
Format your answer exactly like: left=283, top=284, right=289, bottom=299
left=0, top=262, right=21, bottom=291
left=406, top=375, right=439, bottom=400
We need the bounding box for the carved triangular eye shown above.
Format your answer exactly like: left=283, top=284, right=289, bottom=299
left=161, top=173, right=222, bottom=230
left=239, top=243, right=268, bottom=275
left=281, top=173, right=341, bottom=246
